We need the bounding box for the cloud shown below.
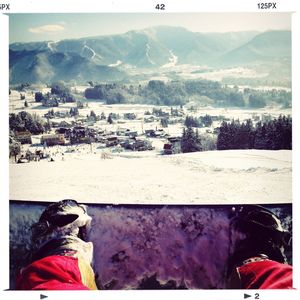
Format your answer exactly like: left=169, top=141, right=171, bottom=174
left=29, top=24, right=65, bottom=34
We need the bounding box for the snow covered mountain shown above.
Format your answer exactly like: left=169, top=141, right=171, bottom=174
left=9, top=26, right=291, bottom=84
left=9, top=49, right=126, bottom=84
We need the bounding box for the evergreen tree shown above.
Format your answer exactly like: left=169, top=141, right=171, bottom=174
left=100, top=112, right=106, bottom=120
left=253, top=121, right=266, bottom=149
left=185, top=116, right=200, bottom=128
left=90, top=110, right=97, bottom=121
left=107, top=113, right=113, bottom=124
left=35, top=92, right=44, bottom=102
left=9, top=113, right=25, bottom=132
left=160, top=118, right=168, bottom=128
left=9, top=136, right=21, bottom=162
left=200, top=114, right=213, bottom=127
left=234, top=119, right=254, bottom=149
left=281, top=115, right=292, bottom=149
left=69, top=107, right=79, bottom=117
left=217, top=121, right=235, bottom=150
left=181, top=127, right=202, bottom=153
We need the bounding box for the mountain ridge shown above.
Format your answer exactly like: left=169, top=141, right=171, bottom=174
left=9, top=26, right=291, bottom=84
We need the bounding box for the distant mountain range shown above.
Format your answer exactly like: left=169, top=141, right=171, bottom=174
left=9, top=26, right=291, bottom=84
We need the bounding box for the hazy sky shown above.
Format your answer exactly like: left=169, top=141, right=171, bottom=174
left=9, top=13, right=291, bottom=43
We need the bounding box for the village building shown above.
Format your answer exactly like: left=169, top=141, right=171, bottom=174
left=122, top=138, right=153, bottom=151
left=163, top=137, right=181, bottom=155
left=55, top=127, right=72, bottom=140
left=15, top=131, right=32, bottom=144
left=144, top=116, right=155, bottom=123
left=54, top=111, right=69, bottom=118
left=125, top=131, right=138, bottom=138
left=62, top=94, right=76, bottom=103
left=105, top=136, right=119, bottom=147
left=44, top=111, right=55, bottom=119
left=163, top=143, right=173, bottom=155
left=116, top=128, right=130, bottom=136
left=41, top=134, right=65, bottom=146
left=145, top=129, right=166, bottom=138
left=116, top=128, right=138, bottom=138
left=30, top=135, right=42, bottom=145
left=144, top=129, right=156, bottom=137
left=123, top=113, right=136, bottom=120
left=70, top=126, right=89, bottom=144
left=57, top=120, right=72, bottom=128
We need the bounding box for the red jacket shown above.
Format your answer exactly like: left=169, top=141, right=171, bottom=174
left=238, top=259, right=293, bottom=289
left=16, top=255, right=90, bottom=290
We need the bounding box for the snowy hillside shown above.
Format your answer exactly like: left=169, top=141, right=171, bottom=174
left=9, top=149, right=292, bottom=204
left=9, top=28, right=291, bottom=84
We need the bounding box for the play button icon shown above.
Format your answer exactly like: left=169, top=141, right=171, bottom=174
left=244, top=294, right=251, bottom=299
left=40, top=295, right=48, bottom=299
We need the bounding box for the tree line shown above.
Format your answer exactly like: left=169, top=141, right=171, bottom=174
left=180, top=115, right=291, bottom=154
left=84, top=79, right=291, bottom=108
left=35, top=82, right=76, bottom=104
left=184, top=115, right=213, bottom=128
left=217, top=115, right=292, bottom=150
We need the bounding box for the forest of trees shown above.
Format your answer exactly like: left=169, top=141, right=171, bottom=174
left=181, top=127, right=202, bottom=153
left=84, top=83, right=126, bottom=104
left=84, top=79, right=291, bottom=108
left=217, top=115, right=292, bottom=150
left=9, top=111, right=48, bottom=135
left=180, top=115, right=291, bottom=154
left=184, top=115, right=213, bottom=128
left=35, top=82, right=76, bottom=104
left=9, top=111, right=49, bottom=160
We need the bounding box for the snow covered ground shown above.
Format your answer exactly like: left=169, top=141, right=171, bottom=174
left=9, top=89, right=291, bottom=120
left=9, top=149, right=292, bottom=204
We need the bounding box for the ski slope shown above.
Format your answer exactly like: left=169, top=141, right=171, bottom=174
left=9, top=149, right=292, bottom=204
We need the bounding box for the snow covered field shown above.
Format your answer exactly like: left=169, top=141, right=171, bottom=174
left=9, top=89, right=291, bottom=121
left=9, top=149, right=292, bottom=204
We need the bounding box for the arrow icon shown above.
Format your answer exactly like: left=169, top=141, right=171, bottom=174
left=244, top=294, right=251, bottom=299
left=40, top=295, right=48, bottom=300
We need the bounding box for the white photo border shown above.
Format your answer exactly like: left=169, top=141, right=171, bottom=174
left=1, top=1, right=299, bottom=299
